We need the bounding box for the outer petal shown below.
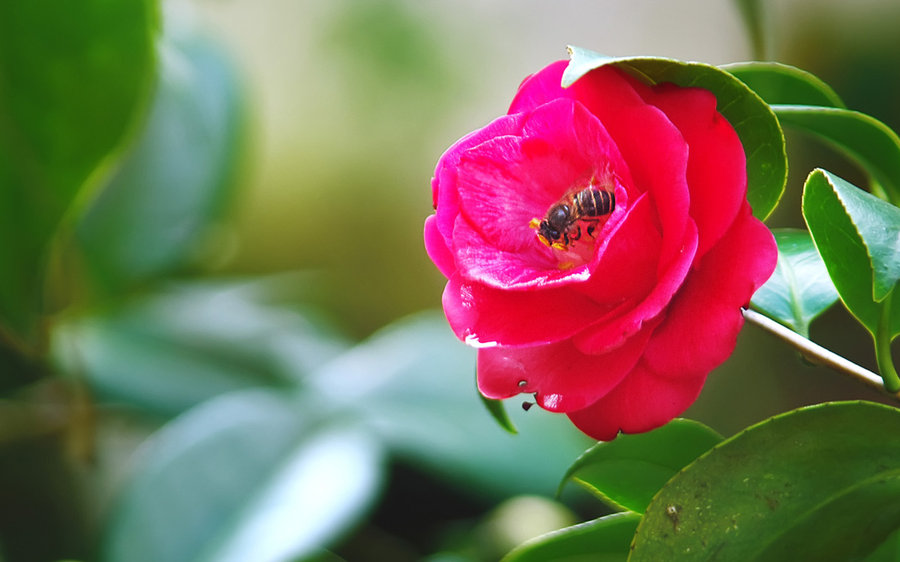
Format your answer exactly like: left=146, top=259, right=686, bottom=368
left=642, top=84, right=746, bottom=259
left=642, top=203, right=777, bottom=379
left=574, top=219, right=698, bottom=354
left=442, top=273, right=615, bottom=347
left=476, top=317, right=658, bottom=413
left=567, top=205, right=777, bottom=441
left=424, top=215, right=456, bottom=278
left=566, top=358, right=708, bottom=441
left=508, top=60, right=569, bottom=114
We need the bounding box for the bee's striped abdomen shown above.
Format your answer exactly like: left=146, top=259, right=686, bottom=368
left=574, top=189, right=614, bottom=218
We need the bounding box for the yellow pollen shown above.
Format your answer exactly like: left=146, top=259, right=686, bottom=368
left=528, top=218, right=541, bottom=229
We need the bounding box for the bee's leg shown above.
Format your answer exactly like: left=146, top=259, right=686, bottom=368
left=569, top=225, right=582, bottom=242
left=586, top=223, right=597, bottom=238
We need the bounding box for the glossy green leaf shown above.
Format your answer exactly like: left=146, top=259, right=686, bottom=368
left=0, top=0, right=156, bottom=347
left=77, top=17, right=246, bottom=292
left=774, top=105, right=900, bottom=205
left=631, top=401, right=900, bottom=561
left=479, top=390, right=518, bottom=435
left=802, top=169, right=900, bottom=335
left=722, top=61, right=844, bottom=107
left=102, top=389, right=384, bottom=562
left=563, top=46, right=786, bottom=220
left=501, top=512, right=640, bottom=562
left=750, top=228, right=840, bottom=337
left=309, top=312, right=592, bottom=499
left=52, top=278, right=347, bottom=416
left=559, top=419, right=721, bottom=513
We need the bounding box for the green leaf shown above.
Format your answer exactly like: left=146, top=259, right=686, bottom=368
left=479, top=391, right=518, bottom=435
left=722, top=61, right=844, bottom=108
left=559, top=419, right=721, bottom=513
left=774, top=105, right=900, bottom=205
left=52, top=278, right=348, bottom=417
left=866, top=527, right=900, bottom=562
left=0, top=0, right=156, bottom=347
left=802, top=169, right=900, bottom=334
left=501, top=512, right=640, bottom=562
left=802, top=169, right=900, bottom=390
left=750, top=228, right=840, bottom=337
left=102, top=389, right=385, bottom=562
left=309, top=312, right=593, bottom=499
left=630, top=401, right=900, bottom=561
left=563, top=46, right=786, bottom=221
left=77, top=17, right=246, bottom=292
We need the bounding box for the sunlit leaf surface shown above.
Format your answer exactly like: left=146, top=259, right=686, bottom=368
left=631, top=401, right=900, bottom=561
left=751, top=228, right=840, bottom=337
left=501, top=512, right=640, bottom=562
left=559, top=419, right=721, bottom=513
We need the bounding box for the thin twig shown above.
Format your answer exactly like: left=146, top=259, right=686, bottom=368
left=742, top=308, right=899, bottom=400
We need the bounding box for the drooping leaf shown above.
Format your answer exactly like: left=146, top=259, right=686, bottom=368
left=309, top=312, right=592, bottom=499
left=750, top=228, right=840, bottom=337
left=52, top=278, right=348, bottom=417
left=77, top=16, right=246, bottom=293
left=0, top=0, right=157, bottom=347
left=102, top=389, right=384, bottom=562
left=630, top=401, right=900, bottom=561
left=479, top=390, right=518, bottom=435
left=563, top=47, right=786, bottom=220
left=722, top=61, right=844, bottom=108
left=559, top=419, right=721, bottom=513
left=775, top=105, right=900, bottom=205
left=802, top=169, right=900, bottom=335
left=501, top=512, right=641, bottom=562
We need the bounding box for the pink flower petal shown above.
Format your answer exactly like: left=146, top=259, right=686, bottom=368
left=641, top=83, right=746, bottom=259
left=573, top=219, right=699, bottom=354
left=424, top=215, right=456, bottom=278
left=452, top=215, right=569, bottom=288
left=441, top=272, right=614, bottom=347
left=566, top=358, right=708, bottom=441
left=577, top=192, right=661, bottom=305
left=476, top=317, right=659, bottom=412
left=433, top=112, right=528, bottom=243
left=565, top=68, right=691, bottom=270
left=566, top=205, right=776, bottom=441
left=508, top=60, right=570, bottom=114
left=452, top=99, right=633, bottom=282
left=642, top=203, right=777, bottom=380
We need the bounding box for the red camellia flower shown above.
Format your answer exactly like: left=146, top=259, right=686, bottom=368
left=424, top=60, right=777, bottom=441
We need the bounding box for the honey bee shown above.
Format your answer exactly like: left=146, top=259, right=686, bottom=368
left=529, top=187, right=615, bottom=250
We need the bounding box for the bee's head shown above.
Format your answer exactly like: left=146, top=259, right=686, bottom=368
left=537, top=221, right=560, bottom=246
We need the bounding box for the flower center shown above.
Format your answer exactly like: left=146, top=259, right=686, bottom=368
left=529, top=181, right=616, bottom=270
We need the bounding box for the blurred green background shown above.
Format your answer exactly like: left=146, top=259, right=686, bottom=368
left=1, top=0, right=900, bottom=560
